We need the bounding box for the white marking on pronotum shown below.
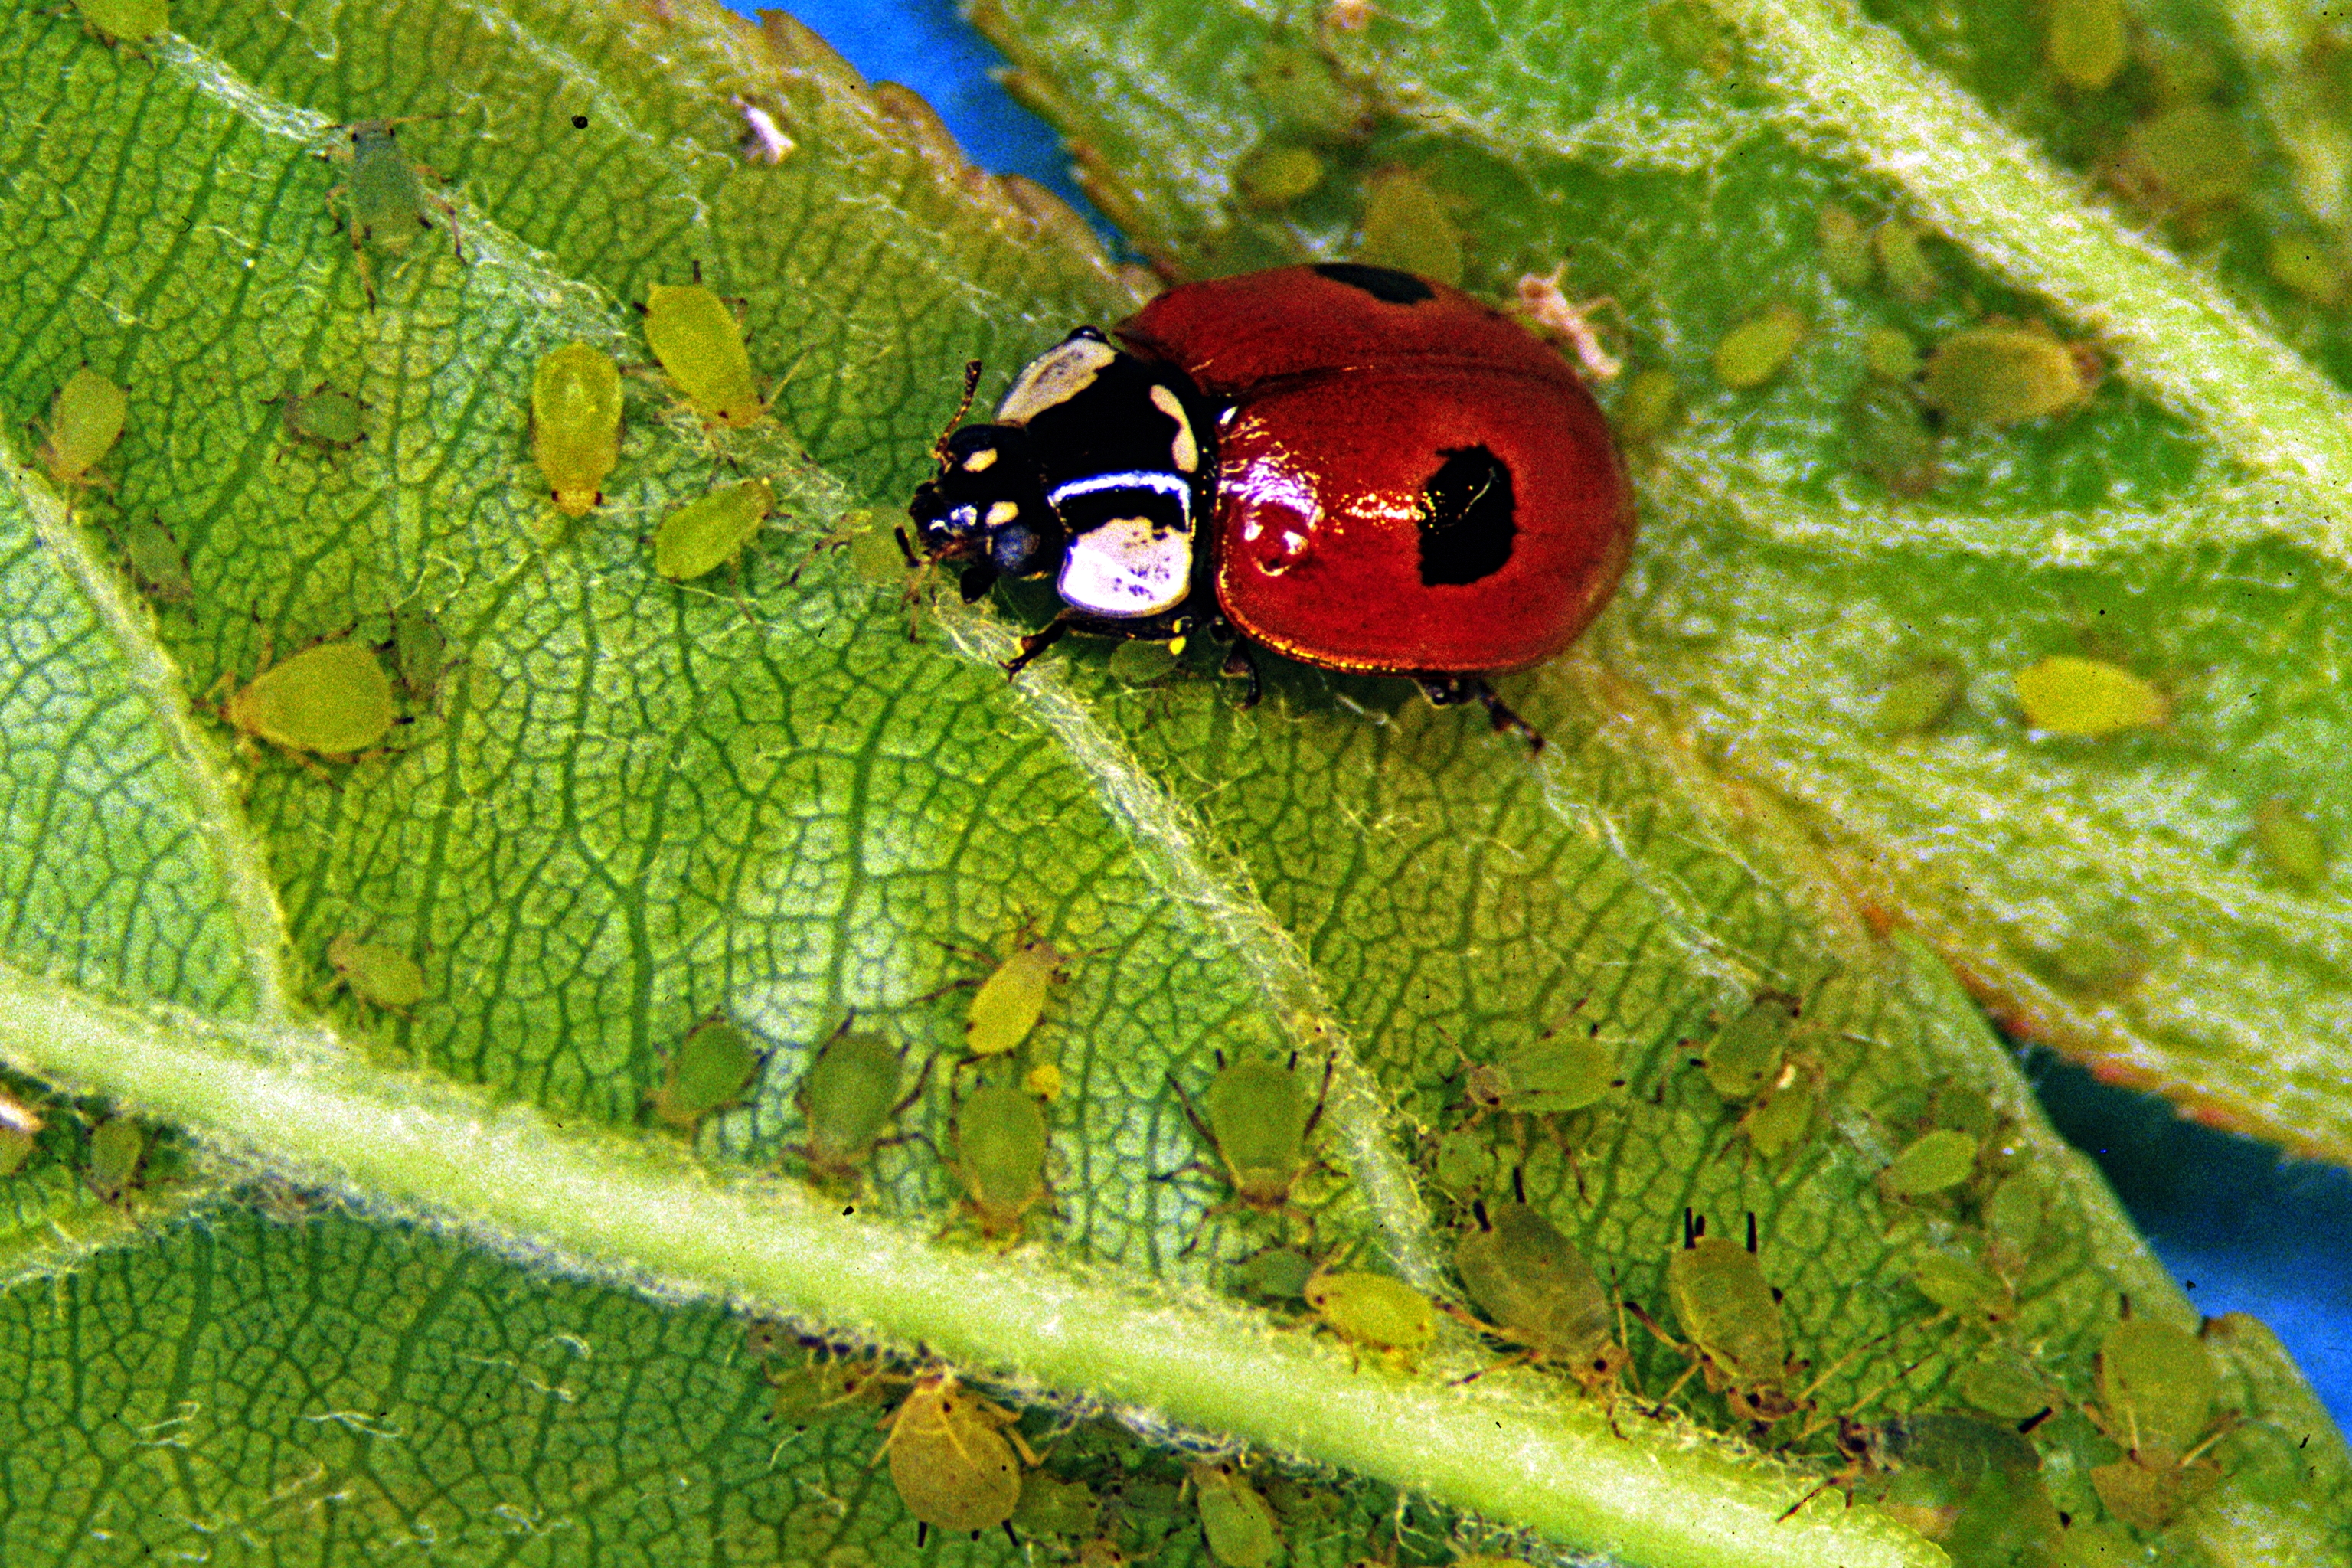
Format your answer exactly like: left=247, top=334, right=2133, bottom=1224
left=1150, top=384, right=1198, bottom=471
left=1059, top=516, right=1194, bottom=617
left=985, top=500, right=1020, bottom=527
left=961, top=446, right=998, bottom=472
left=998, top=334, right=1117, bottom=423
left=731, top=97, right=795, bottom=164
left=1047, top=469, right=1191, bottom=511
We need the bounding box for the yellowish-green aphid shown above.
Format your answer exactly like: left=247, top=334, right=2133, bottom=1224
left=2047, top=0, right=2127, bottom=90
left=1615, top=367, right=1680, bottom=445
left=1232, top=1244, right=1315, bottom=1301
left=322, top=119, right=463, bottom=309
left=1871, top=219, right=1937, bottom=302
left=325, top=933, right=427, bottom=1013
left=877, top=1372, right=1034, bottom=1536
left=217, top=639, right=397, bottom=763
left=948, top=1080, right=1050, bottom=1241
left=85, top=1115, right=145, bottom=1204
left=2252, top=796, right=2328, bottom=887
left=1712, top=303, right=1808, bottom=390
left=1955, top=1347, right=2050, bottom=1423
left=1106, top=639, right=1180, bottom=685
left=1451, top=1184, right=1626, bottom=1393
left=1818, top=204, right=1873, bottom=289
left=1236, top=144, right=1325, bottom=209
left=2268, top=234, right=2346, bottom=309
left=1880, top=1128, right=1981, bottom=1198
left=1357, top=167, right=1463, bottom=286
left=642, top=281, right=767, bottom=428
left=1458, top=1026, right=1620, bottom=1124
left=0, top=1088, right=43, bottom=1178
left=115, top=514, right=192, bottom=603
left=1185, top=1463, right=1281, bottom=1568
left=531, top=343, right=623, bottom=517
left=2012, top=655, right=2164, bottom=737
left=1907, top=1247, right=2014, bottom=1325
left=271, top=382, right=368, bottom=451
left=74, top=0, right=168, bottom=47
left=647, top=1015, right=764, bottom=1135
left=1873, top=657, right=1963, bottom=735
left=390, top=602, right=452, bottom=708
left=1011, top=1472, right=1099, bottom=1538
left=766, top=1339, right=887, bottom=1429
left=1698, top=989, right=1802, bottom=1101
left=1860, top=325, right=1921, bottom=382
left=2088, top=1315, right=2223, bottom=1529
left=1173, top=1050, right=1332, bottom=1225
left=1429, top=1125, right=1494, bottom=1195
left=962, top=926, right=1072, bottom=1057
left=790, top=1018, right=923, bottom=1184
left=2115, top=105, right=2255, bottom=221
left=38, top=366, right=128, bottom=490
left=1845, top=380, right=1939, bottom=498
left=1922, top=325, right=2098, bottom=425
left=1302, top=1267, right=1436, bottom=1367
left=653, top=476, right=775, bottom=582
left=1656, top=1210, right=1798, bottom=1423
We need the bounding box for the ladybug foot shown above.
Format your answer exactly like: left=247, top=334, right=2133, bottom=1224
left=1220, top=648, right=1264, bottom=708
left=1417, top=676, right=1547, bottom=755
left=1003, top=619, right=1068, bottom=678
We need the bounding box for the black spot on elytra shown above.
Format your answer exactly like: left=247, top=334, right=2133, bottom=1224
left=1416, top=444, right=1515, bottom=586
left=1312, top=262, right=1434, bottom=305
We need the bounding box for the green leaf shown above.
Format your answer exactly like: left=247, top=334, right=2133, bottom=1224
left=0, top=2, right=2344, bottom=1566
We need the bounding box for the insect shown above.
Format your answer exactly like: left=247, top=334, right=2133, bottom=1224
left=214, top=638, right=398, bottom=767
left=787, top=1018, right=927, bottom=1184
left=321, top=119, right=464, bottom=309
left=904, top=263, right=1636, bottom=751
left=764, top=1338, right=887, bottom=1429
left=1879, top=1128, right=1981, bottom=1200
left=325, top=933, right=427, bottom=1014
left=36, top=365, right=128, bottom=491
left=531, top=343, right=624, bottom=517
left=1010, top=1472, right=1099, bottom=1539
left=1455, top=1022, right=1622, bottom=1130
left=1230, top=1245, right=1315, bottom=1301
left=1921, top=325, right=2099, bottom=426
left=1691, top=988, right=1822, bottom=1158
left=1448, top=1173, right=1626, bottom=1394
left=1632, top=1210, right=1806, bottom=1426
left=646, top=1014, right=765, bottom=1135
left=2047, top=0, right=2128, bottom=93
left=113, top=514, right=192, bottom=603
left=2012, top=655, right=2164, bottom=736
left=1168, top=1050, right=1334, bottom=1235
left=73, top=0, right=167, bottom=47
left=1711, top=302, right=1808, bottom=389
left=389, top=601, right=453, bottom=708
left=642, top=279, right=767, bottom=428
left=946, top=1079, right=1051, bottom=1242
left=84, top=1115, right=146, bottom=1204
left=1185, top=1463, right=1281, bottom=1568
left=876, top=1371, right=1035, bottom=1538
left=2252, top=796, right=2328, bottom=887
left=270, top=382, right=368, bottom=452
left=953, top=923, right=1073, bottom=1059
left=652, top=476, right=775, bottom=582
left=1301, top=1266, right=1437, bottom=1369
left=2086, top=1313, right=2226, bottom=1530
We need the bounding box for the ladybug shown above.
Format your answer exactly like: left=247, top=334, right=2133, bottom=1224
left=906, top=263, right=1635, bottom=748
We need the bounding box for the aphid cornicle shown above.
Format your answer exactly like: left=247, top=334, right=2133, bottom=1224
left=1169, top=1050, right=1334, bottom=1233
left=642, top=279, right=767, bottom=428
left=37, top=366, right=128, bottom=491
left=788, top=1018, right=926, bottom=1185
left=215, top=639, right=398, bottom=766
left=1449, top=1176, right=1626, bottom=1394
left=876, top=1371, right=1034, bottom=1537
left=531, top=343, right=624, bottom=517
left=322, top=118, right=464, bottom=309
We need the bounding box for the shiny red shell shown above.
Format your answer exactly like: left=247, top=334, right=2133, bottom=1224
left=1118, top=267, right=1634, bottom=676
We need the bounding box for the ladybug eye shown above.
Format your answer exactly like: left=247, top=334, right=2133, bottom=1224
left=1416, top=443, right=1517, bottom=586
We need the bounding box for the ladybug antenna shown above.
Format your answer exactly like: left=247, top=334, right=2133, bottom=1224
left=930, top=359, right=984, bottom=463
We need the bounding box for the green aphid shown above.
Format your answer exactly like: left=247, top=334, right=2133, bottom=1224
left=1356, top=167, right=1462, bottom=286
left=1738, top=1065, right=1818, bottom=1159
left=2087, top=1315, right=2226, bottom=1530
left=1883, top=1415, right=2063, bottom=1560
left=1955, top=1347, right=2050, bottom=1423
left=2114, top=105, right=2255, bottom=221
left=1236, top=144, right=1324, bottom=209
left=1185, top=1463, right=1282, bottom=1568
left=1106, top=639, right=1180, bottom=684
left=765, top=1341, right=886, bottom=1429
left=1873, top=657, right=1964, bottom=735
left=2046, top=0, right=2127, bottom=90
left=1907, top=1248, right=2014, bottom=1324
left=1655, top=1210, right=1799, bottom=1423
left=325, top=933, right=427, bottom=1013
left=1451, top=1184, right=1626, bottom=1393
left=2252, top=796, right=2328, bottom=887
left=653, top=476, right=776, bottom=582
left=1615, top=367, right=1680, bottom=445
left=2012, top=654, right=2164, bottom=737
left=0, top=1089, right=44, bottom=1178
left=789, top=1019, right=925, bottom=1184
left=1844, top=380, right=1939, bottom=498
left=1880, top=1128, right=1981, bottom=1198
left=878, top=1371, right=1034, bottom=1536
left=85, top=1115, right=145, bottom=1204
left=38, top=366, right=128, bottom=490
left=1818, top=204, right=1873, bottom=289
left=115, top=514, right=192, bottom=603
left=1648, top=0, right=1732, bottom=74
left=1429, top=1126, right=1494, bottom=1195
left=1231, top=1245, right=1315, bottom=1301
left=389, top=602, right=452, bottom=708
left=961, top=925, right=1073, bottom=1058
left=642, top=280, right=768, bottom=428
left=1711, top=303, right=1808, bottom=390
left=647, top=1015, right=764, bottom=1135
left=531, top=343, right=623, bottom=517
left=1922, top=326, right=2098, bottom=426
left=1301, top=1266, right=1436, bottom=1368
left=948, top=1080, right=1050, bottom=1242
left=270, top=382, right=368, bottom=452
left=322, top=119, right=464, bottom=309
left=1871, top=219, right=1937, bottom=302
left=2267, top=234, right=2346, bottom=309
left=1248, top=43, right=1364, bottom=140
left=1171, top=1050, right=1332, bottom=1227
left=1457, top=1024, right=1621, bottom=1125
left=1860, top=325, right=1921, bottom=382
left=216, top=638, right=398, bottom=764
left=73, top=0, right=168, bottom=47
left=1011, top=1472, right=1100, bottom=1538
left=1697, top=988, right=1803, bottom=1101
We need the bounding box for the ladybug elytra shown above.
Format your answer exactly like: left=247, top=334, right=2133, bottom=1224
left=906, top=263, right=1635, bottom=749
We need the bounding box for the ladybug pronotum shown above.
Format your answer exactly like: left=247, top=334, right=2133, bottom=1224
left=906, top=263, right=1635, bottom=748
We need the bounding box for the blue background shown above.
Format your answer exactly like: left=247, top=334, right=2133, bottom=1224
left=758, top=0, right=2352, bottom=1431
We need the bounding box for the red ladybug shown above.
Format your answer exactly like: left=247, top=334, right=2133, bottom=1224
left=906, top=263, right=1634, bottom=749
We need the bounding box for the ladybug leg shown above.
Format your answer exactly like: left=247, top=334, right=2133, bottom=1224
left=1220, top=645, right=1263, bottom=708
left=1003, top=616, right=1070, bottom=677
left=1416, top=676, right=1547, bottom=755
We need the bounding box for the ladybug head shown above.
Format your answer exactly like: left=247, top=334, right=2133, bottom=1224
left=906, top=423, right=1061, bottom=584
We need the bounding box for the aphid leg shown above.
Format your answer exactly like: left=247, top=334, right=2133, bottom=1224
left=1298, top=1052, right=1338, bottom=1144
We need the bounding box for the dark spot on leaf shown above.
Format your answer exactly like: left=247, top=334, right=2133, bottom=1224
left=573, top=114, right=589, bottom=129
left=1312, top=262, right=1433, bottom=304
left=1416, top=444, right=1515, bottom=586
